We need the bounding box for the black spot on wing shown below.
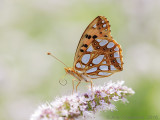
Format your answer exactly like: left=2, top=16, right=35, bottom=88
left=88, top=35, right=91, bottom=39
left=82, top=44, right=88, bottom=48
left=92, top=35, right=97, bottom=39
left=80, top=49, right=84, bottom=52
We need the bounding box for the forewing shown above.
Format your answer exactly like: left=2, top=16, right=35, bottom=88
left=74, top=16, right=111, bottom=64
left=74, top=37, right=123, bottom=79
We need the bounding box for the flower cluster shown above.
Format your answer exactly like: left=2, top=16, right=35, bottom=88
left=30, top=81, right=135, bottom=120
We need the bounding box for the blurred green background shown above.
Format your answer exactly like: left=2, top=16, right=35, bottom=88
left=0, top=0, right=160, bottom=120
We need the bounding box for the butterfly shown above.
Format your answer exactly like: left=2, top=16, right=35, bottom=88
left=48, top=16, right=123, bottom=93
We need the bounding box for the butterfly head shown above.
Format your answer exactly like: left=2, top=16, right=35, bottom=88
left=64, top=67, right=74, bottom=74
left=64, top=67, right=83, bottom=81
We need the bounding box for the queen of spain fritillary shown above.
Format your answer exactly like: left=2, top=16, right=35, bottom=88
left=48, top=16, right=123, bottom=93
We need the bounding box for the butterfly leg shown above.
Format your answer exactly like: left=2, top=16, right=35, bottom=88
left=76, top=81, right=81, bottom=92
left=86, top=80, right=93, bottom=91
left=72, top=79, right=75, bottom=94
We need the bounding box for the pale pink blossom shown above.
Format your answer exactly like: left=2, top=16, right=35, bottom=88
left=31, top=81, right=135, bottom=120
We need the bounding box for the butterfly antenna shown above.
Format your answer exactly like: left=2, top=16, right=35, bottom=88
left=47, top=52, right=68, bottom=67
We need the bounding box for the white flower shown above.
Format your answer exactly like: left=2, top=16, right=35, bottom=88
left=109, top=88, right=116, bottom=94
left=108, top=104, right=117, bottom=111
left=128, top=88, right=135, bottom=94
left=87, top=91, right=95, bottom=100
left=83, top=111, right=94, bottom=119
left=100, top=91, right=107, bottom=97
left=61, top=109, right=68, bottom=117
left=30, top=81, right=135, bottom=120
left=79, top=104, right=87, bottom=111
left=121, top=97, right=129, bottom=103
left=117, top=81, right=125, bottom=86
left=112, top=96, right=119, bottom=101
left=90, top=101, right=96, bottom=108
left=117, top=91, right=122, bottom=96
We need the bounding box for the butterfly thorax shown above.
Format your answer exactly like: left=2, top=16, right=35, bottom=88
left=64, top=67, right=88, bottom=82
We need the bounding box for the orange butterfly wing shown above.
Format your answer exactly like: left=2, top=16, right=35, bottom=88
left=73, top=16, right=123, bottom=79
left=74, top=16, right=111, bottom=62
